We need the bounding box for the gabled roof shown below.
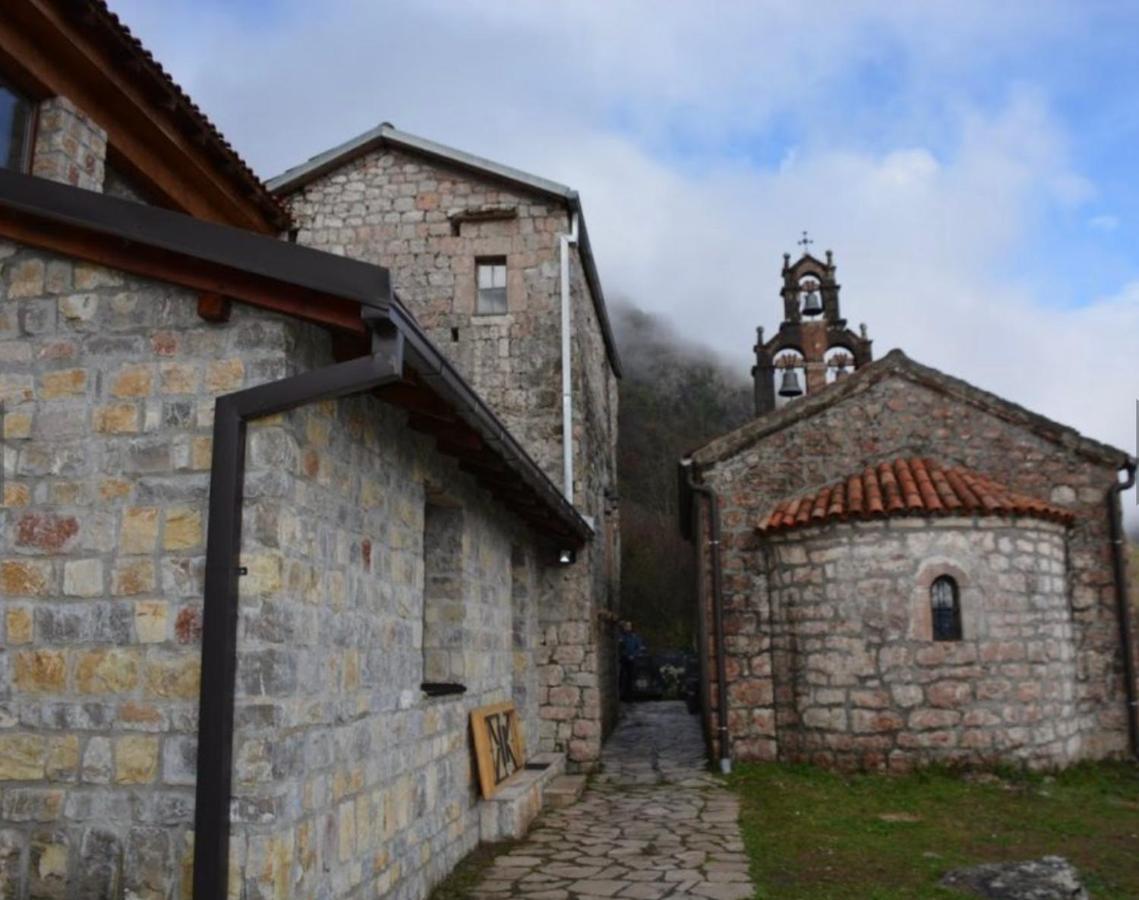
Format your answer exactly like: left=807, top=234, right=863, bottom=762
left=8, top=0, right=288, bottom=231
left=689, top=350, right=1130, bottom=470
left=758, top=456, right=1075, bottom=534
left=0, top=168, right=591, bottom=546
left=267, top=123, right=622, bottom=377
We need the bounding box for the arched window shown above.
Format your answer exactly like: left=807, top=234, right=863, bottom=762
left=930, top=576, right=961, bottom=641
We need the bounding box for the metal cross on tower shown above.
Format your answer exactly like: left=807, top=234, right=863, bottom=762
left=798, top=231, right=813, bottom=254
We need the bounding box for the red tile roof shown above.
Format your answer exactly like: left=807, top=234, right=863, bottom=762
left=758, top=457, right=1075, bottom=533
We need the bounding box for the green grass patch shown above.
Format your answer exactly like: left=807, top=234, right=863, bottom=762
left=729, top=761, right=1139, bottom=899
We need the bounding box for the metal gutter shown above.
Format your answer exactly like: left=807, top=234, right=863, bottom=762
left=267, top=123, right=623, bottom=378
left=560, top=213, right=579, bottom=503
left=679, top=462, right=714, bottom=757
left=193, top=322, right=405, bottom=899
left=388, top=302, right=591, bottom=543
left=1108, top=459, right=1138, bottom=758
left=0, top=168, right=589, bottom=544
left=0, top=167, right=386, bottom=305
left=680, top=460, right=731, bottom=773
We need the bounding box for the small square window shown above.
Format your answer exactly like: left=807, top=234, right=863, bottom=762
left=476, top=258, right=507, bottom=314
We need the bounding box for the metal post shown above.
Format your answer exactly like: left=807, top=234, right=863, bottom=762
left=192, top=329, right=404, bottom=899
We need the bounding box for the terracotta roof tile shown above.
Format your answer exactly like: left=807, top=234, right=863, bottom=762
left=758, top=457, right=1075, bottom=534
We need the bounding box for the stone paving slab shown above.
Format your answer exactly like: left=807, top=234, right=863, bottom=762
left=468, top=702, right=755, bottom=899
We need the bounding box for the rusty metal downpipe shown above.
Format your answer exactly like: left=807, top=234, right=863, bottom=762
left=682, top=460, right=731, bottom=773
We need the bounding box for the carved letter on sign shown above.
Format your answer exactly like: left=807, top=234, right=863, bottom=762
left=470, top=702, right=526, bottom=798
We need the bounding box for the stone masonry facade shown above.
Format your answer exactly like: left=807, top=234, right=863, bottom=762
left=0, top=236, right=559, bottom=897
left=693, top=365, right=1129, bottom=770
left=0, top=80, right=616, bottom=897
left=279, top=144, right=621, bottom=766
left=763, top=517, right=1078, bottom=770
left=228, top=322, right=553, bottom=899
left=30, top=96, right=107, bottom=194
left=1, top=243, right=232, bottom=897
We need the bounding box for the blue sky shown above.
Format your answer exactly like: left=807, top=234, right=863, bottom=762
left=113, top=0, right=1138, bottom=502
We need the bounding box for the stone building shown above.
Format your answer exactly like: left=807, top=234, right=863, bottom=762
left=267, top=122, right=623, bottom=761
left=680, top=249, right=1136, bottom=772
left=0, top=3, right=618, bottom=898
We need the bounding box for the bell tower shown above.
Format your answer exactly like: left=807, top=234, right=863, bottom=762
left=751, top=241, right=873, bottom=415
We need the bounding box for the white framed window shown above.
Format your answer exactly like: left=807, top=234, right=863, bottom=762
left=476, top=258, right=507, bottom=314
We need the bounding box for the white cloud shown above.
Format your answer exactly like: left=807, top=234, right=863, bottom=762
left=107, top=0, right=1139, bottom=523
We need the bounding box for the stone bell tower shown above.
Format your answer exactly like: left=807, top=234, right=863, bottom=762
left=751, top=241, right=873, bottom=415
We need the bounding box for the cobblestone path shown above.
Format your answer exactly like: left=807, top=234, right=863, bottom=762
left=470, top=702, right=755, bottom=899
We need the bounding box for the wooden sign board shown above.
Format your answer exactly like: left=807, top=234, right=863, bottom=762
left=470, top=702, right=526, bottom=799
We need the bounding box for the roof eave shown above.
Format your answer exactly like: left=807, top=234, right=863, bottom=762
left=0, top=169, right=591, bottom=546
left=690, top=349, right=1130, bottom=471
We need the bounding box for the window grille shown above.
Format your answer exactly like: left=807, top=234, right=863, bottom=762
left=931, top=575, right=962, bottom=641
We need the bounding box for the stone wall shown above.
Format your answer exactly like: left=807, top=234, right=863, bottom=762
left=0, top=238, right=550, bottom=897
left=696, top=370, right=1127, bottom=766
left=0, top=241, right=248, bottom=897
left=230, top=322, right=545, bottom=899
left=279, top=145, right=621, bottom=768
left=31, top=96, right=107, bottom=193
left=283, top=146, right=591, bottom=491
left=763, top=517, right=1078, bottom=770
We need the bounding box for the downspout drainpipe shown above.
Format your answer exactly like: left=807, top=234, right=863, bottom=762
left=560, top=212, right=579, bottom=505
left=682, top=459, right=731, bottom=773
left=192, top=318, right=404, bottom=899
left=686, top=466, right=714, bottom=758
left=1108, top=457, right=1138, bottom=758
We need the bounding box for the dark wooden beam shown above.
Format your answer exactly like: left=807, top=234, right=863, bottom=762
left=0, top=0, right=281, bottom=232
left=428, top=429, right=484, bottom=455
left=375, top=382, right=455, bottom=420
left=458, top=458, right=510, bottom=479
left=197, top=292, right=231, bottom=323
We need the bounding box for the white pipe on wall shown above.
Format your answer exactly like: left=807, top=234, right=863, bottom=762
left=559, top=212, right=579, bottom=506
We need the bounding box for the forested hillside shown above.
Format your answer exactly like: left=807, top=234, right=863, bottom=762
left=615, top=302, right=753, bottom=652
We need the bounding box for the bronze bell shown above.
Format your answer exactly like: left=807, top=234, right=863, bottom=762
left=802, top=288, right=823, bottom=317
left=778, top=368, right=803, bottom=397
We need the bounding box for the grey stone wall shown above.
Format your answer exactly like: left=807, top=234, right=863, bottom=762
left=31, top=96, right=106, bottom=192
left=0, top=241, right=249, bottom=897
left=231, top=320, right=545, bottom=899
left=762, top=517, right=1078, bottom=770
left=697, top=371, right=1128, bottom=767
left=283, top=147, right=587, bottom=491
left=0, top=239, right=549, bottom=897
left=280, top=145, right=621, bottom=768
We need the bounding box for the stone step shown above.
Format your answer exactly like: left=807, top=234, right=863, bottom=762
left=543, top=774, right=587, bottom=808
